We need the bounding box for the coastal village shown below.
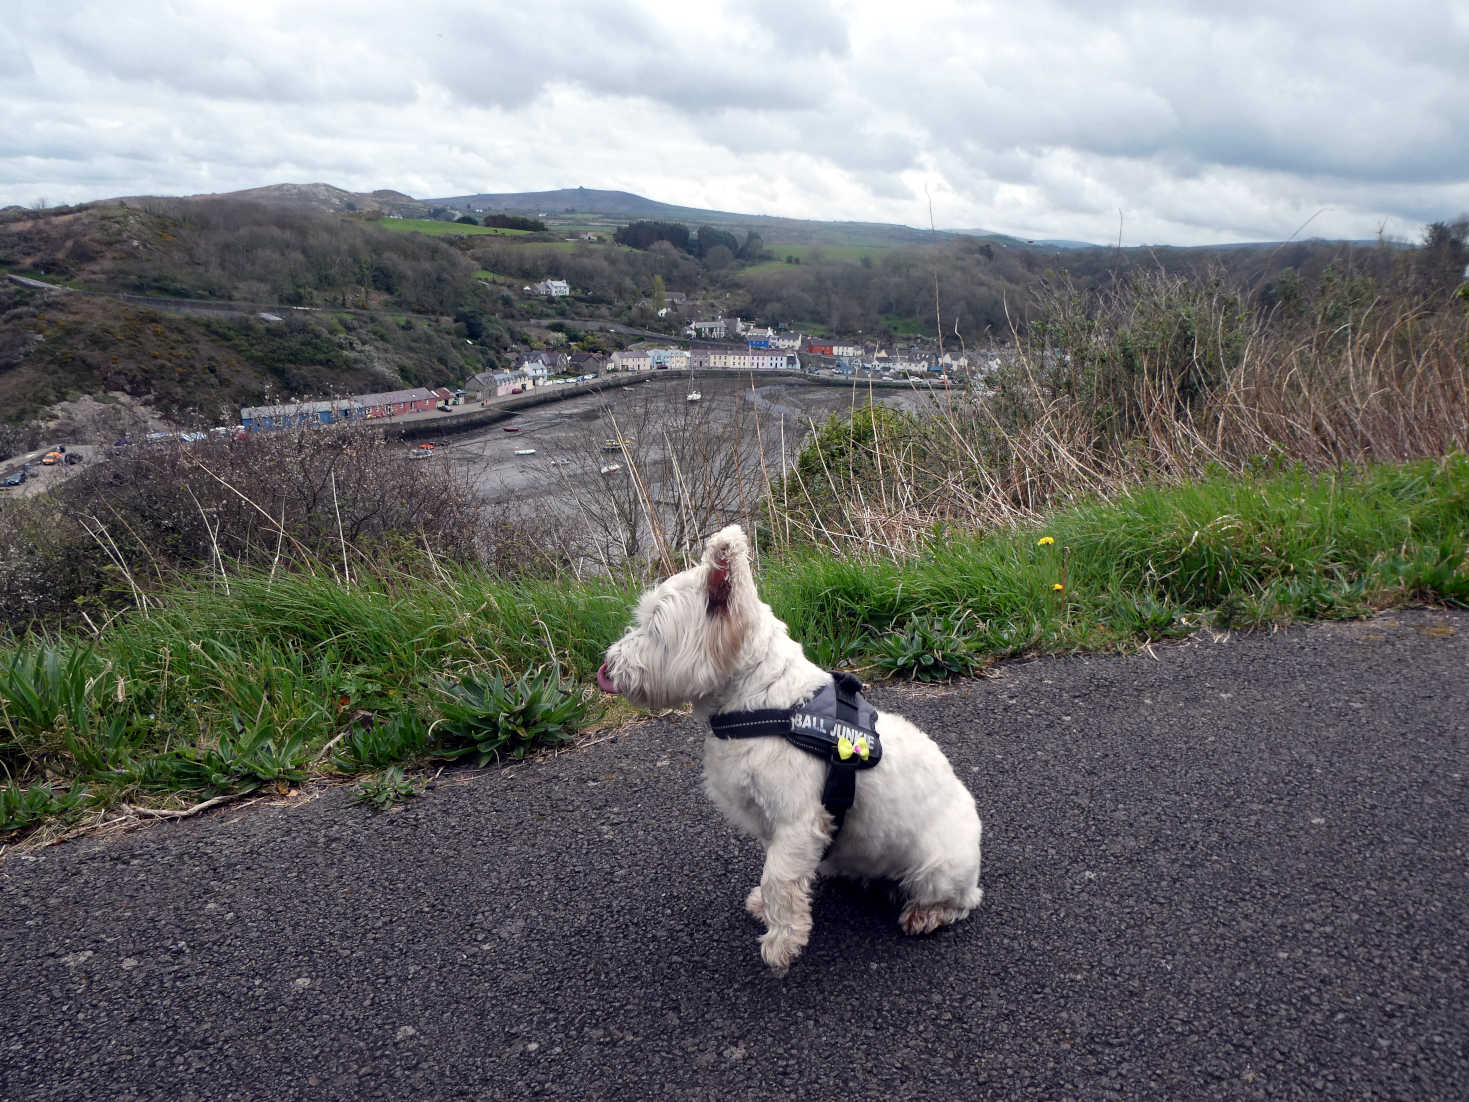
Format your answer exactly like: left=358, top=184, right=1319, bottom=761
left=239, top=293, right=974, bottom=432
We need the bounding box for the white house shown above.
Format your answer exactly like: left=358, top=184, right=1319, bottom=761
left=687, top=319, right=728, bottom=339
left=686, top=317, right=745, bottom=340
left=532, top=279, right=570, bottom=297
left=610, top=349, right=653, bottom=372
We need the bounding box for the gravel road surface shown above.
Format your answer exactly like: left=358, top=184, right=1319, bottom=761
left=3, top=609, right=1465, bottom=1100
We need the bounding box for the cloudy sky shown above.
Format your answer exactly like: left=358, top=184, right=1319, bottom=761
left=4, top=0, right=1467, bottom=246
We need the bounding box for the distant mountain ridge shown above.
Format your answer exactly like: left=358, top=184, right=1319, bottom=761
left=124, top=182, right=428, bottom=218
left=424, top=186, right=981, bottom=248
left=430, top=187, right=683, bottom=218
left=124, top=182, right=990, bottom=248
left=115, top=182, right=1378, bottom=253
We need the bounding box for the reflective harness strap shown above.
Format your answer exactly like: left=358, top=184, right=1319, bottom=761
left=708, top=673, right=881, bottom=851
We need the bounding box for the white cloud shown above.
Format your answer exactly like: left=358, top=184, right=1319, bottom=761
left=2, top=0, right=1466, bottom=245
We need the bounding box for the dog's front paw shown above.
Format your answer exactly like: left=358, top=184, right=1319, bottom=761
left=759, top=927, right=806, bottom=974
left=744, top=885, right=766, bottom=922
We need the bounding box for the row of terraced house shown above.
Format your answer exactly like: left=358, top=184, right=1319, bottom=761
left=239, top=387, right=459, bottom=431
left=607, top=345, right=800, bottom=373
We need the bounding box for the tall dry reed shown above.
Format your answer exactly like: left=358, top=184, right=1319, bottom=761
left=765, top=263, right=1469, bottom=556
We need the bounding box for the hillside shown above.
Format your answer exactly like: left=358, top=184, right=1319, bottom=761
left=1, top=189, right=1436, bottom=435
left=432, top=187, right=681, bottom=218
left=422, top=186, right=972, bottom=248
left=119, top=182, right=431, bottom=219
left=0, top=201, right=530, bottom=428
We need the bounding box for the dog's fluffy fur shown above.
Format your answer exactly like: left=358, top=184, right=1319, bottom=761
left=598, top=525, right=983, bottom=972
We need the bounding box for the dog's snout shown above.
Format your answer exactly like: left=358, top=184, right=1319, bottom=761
left=596, top=663, right=621, bottom=694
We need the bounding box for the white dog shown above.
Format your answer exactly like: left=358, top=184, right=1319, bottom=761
left=597, top=524, right=983, bottom=973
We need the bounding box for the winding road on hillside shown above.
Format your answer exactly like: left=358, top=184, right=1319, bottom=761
left=3, top=609, right=1466, bottom=1100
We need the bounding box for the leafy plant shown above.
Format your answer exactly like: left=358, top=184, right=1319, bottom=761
left=1275, top=576, right=1372, bottom=620
left=873, top=614, right=981, bottom=682
left=332, top=711, right=431, bottom=772
left=434, top=670, right=587, bottom=766
left=133, top=715, right=312, bottom=794
left=353, top=766, right=425, bottom=811
left=1, top=780, right=89, bottom=835
left=1109, top=593, right=1188, bottom=639
left=1379, top=541, right=1469, bottom=606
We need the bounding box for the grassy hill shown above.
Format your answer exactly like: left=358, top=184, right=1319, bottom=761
left=427, top=186, right=965, bottom=249
left=2, top=187, right=1447, bottom=433
left=0, top=201, right=531, bottom=427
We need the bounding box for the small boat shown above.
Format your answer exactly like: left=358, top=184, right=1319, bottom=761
left=504, top=426, right=520, bottom=433
left=686, top=390, right=702, bottom=402
left=514, top=448, right=536, bottom=456
left=601, top=438, right=633, bottom=450
left=599, top=462, right=622, bottom=475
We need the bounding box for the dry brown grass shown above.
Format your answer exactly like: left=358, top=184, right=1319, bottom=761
left=764, top=266, right=1469, bottom=557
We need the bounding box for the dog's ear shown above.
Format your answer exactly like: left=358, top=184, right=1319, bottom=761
left=701, top=525, right=752, bottom=669
left=702, top=524, right=749, bottom=616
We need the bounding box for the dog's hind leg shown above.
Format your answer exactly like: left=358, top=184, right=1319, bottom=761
left=755, top=820, right=829, bottom=974
left=897, top=825, right=984, bottom=936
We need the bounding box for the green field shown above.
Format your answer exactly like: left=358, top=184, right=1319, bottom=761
left=741, top=242, right=892, bottom=275
left=373, top=218, right=529, bottom=237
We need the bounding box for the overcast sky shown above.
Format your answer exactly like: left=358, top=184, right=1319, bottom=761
left=4, top=1, right=1467, bottom=246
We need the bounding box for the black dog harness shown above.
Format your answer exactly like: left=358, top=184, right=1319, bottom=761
left=709, top=672, right=883, bottom=839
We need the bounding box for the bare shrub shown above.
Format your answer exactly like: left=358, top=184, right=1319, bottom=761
left=768, top=263, right=1469, bottom=556
left=0, top=425, right=488, bottom=632
left=540, top=378, right=782, bottom=575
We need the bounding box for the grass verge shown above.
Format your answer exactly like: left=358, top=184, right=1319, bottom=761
left=2, top=456, right=1466, bottom=841
left=373, top=218, right=527, bottom=237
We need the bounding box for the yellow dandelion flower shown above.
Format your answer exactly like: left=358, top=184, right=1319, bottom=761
left=1037, top=536, right=1055, bottom=546
left=1053, top=583, right=1065, bottom=592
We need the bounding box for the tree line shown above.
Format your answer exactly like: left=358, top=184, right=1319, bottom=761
left=613, top=221, right=766, bottom=266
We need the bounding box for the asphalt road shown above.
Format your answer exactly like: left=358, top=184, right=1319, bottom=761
left=3, top=609, right=1466, bottom=1101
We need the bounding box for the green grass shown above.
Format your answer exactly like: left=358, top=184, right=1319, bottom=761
left=878, top=312, right=932, bottom=336
left=742, top=243, right=891, bottom=275
left=373, top=218, right=528, bottom=237
left=764, top=457, right=1469, bottom=669
left=3, top=457, right=1466, bottom=838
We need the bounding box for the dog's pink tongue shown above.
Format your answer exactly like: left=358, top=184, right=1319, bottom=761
left=596, top=664, right=620, bottom=694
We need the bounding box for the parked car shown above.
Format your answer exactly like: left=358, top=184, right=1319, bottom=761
left=64, top=452, right=84, bottom=465
left=1, top=470, right=25, bottom=488
left=41, top=451, right=62, bottom=465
